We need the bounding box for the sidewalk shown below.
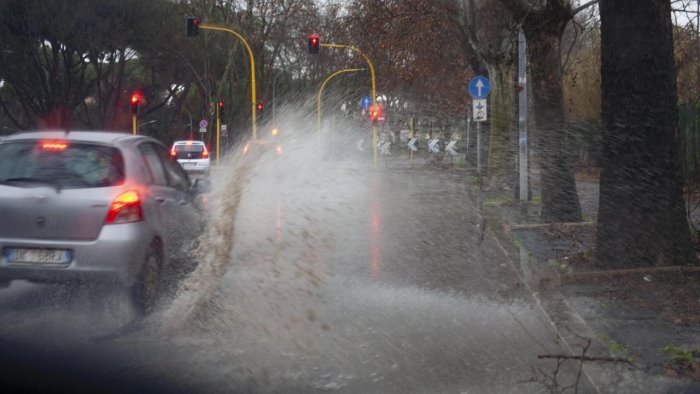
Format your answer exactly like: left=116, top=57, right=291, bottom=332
left=474, top=168, right=700, bottom=393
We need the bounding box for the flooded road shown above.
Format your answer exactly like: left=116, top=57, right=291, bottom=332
left=0, top=144, right=593, bottom=393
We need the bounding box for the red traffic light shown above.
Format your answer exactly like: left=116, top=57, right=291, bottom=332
left=217, top=100, right=225, bottom=117
left=257, top=101, right=265, bottom=112
left=308, top=34, right=320, bottom=54
left=130, top=92, right=141, bottom=115
left=369, top=104, right=383, bottom=122
left=187, top=17, right=200, bottom=37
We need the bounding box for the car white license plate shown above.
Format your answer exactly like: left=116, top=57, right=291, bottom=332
left=6, top=248, right=71, bottom=265
left=182, top=162, right=197, bottom=167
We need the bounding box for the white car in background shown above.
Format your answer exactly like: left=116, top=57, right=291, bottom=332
left=170, top=140, right=210, bottom=177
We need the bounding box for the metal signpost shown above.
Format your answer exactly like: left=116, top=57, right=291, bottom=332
left=518, top=31, right=529, bottom=203
left=466, top=114, right=471, bottom=161
left=468, top=76, right=490, bottom=179
left=199, top=119, right=208, bottom=141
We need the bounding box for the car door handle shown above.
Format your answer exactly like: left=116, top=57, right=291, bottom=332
left=155, top=197, right=166, bottom=204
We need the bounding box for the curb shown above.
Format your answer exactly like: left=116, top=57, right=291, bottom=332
left=504, top=221, right=595, bottom=234
left=479, top=201, right=688, bottom=392
left=466, top=188, right=603, bottom=393
left=482, top=214, right=605, bottom=394
left=561, top=265, right=700, bottom=285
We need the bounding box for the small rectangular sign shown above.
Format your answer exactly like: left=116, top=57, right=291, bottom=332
left=473, top=99, right=488, bottom=122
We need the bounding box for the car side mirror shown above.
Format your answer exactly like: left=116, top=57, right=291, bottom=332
left=192, top=178, right=211, bottom=194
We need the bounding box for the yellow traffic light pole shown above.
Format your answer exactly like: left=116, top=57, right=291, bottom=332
left=132, top=114, right=137, bottom=135
left=321, top=43, right=378, bottom=167
left=200, top=24, right=258, bottom=140
left=317, top=68, right=365, bottom=135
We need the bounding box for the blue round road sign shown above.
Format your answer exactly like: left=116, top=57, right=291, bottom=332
left=360, top=96, right=371, bottom=110
left=468, top=76, right=491, bottom=99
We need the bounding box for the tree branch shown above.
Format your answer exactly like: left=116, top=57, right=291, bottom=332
left=573, top=0, right=599, bottom=16
left=538, top=354, right=632, bottom=363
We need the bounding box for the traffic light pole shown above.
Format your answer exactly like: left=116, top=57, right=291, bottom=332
left=132, top=114, right=137, bottom=135
left=317, top=68, right=365, bottom=135
left=200, top=24, right=258, bottom=140
left=321, top=43, right=378, bottom=167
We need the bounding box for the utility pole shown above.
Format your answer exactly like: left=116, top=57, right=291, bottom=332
left=185, top=109, right=193, bottom=140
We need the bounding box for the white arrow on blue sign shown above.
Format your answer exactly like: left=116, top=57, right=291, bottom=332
left=468, top=76, right=491, bottom=99
left=360, top=96, right=371, bottom=110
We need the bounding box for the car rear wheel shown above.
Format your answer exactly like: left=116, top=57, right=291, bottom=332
left=131, top=241, right=163, bottom=315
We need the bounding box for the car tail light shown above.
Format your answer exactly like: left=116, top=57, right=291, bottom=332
left=170, top=148, right=177, bottom=157
left=202, top=147, right=209, bottom=158
left=40, top=141, right=69, bottom=151
left=105, top=190, right=143, bottom=224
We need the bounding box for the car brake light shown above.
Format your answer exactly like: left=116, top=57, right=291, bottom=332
left=202, top=148, right=209, bottom=158
left=170, top=148, right=176, bottom=157
left=40, top=141, right=68, bottom=151
left=105, top=190, right=143, bottom=224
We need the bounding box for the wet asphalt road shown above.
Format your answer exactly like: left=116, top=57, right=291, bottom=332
left=0, top=156, right=593, bottom=393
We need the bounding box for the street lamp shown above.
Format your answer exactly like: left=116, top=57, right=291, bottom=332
left=319, top=41, right=378, bottom=166
left=184, top=109, right=193, bottom=140
left=317, top=68, right=365, bottom=135
left=195, top=22, right=258, bottom=139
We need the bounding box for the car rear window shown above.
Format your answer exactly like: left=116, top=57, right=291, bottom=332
left=174, top=144, right=204, bottom=153
left=173, top=143, right=205, bottom=159
left=0, top=140, right=125, bottom=188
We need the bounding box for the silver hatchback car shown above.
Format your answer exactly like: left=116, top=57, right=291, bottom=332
left=0, top=131, right=208, bottom=313
left=171, top=140, right=211, bottom=177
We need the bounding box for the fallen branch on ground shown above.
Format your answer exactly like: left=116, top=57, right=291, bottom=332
left=538, top=354, right=632, bottom=364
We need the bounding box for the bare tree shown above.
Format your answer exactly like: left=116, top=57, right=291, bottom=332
left=499, top=0, right=584, bottom=222
left=457, top=0, right=519, bottom=189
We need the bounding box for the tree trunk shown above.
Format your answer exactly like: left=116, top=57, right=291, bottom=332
left=596, top=0, right=695, bottom=268
left=524, top=27, right=582, bottom=223
left=457, top=0, right=518, bottom=191
left=486, top=63, right=517, bottom=189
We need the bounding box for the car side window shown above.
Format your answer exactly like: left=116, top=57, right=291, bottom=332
left=154, top=144, right=190, bottom=192
left=138, top=143, right=168, bottom=186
